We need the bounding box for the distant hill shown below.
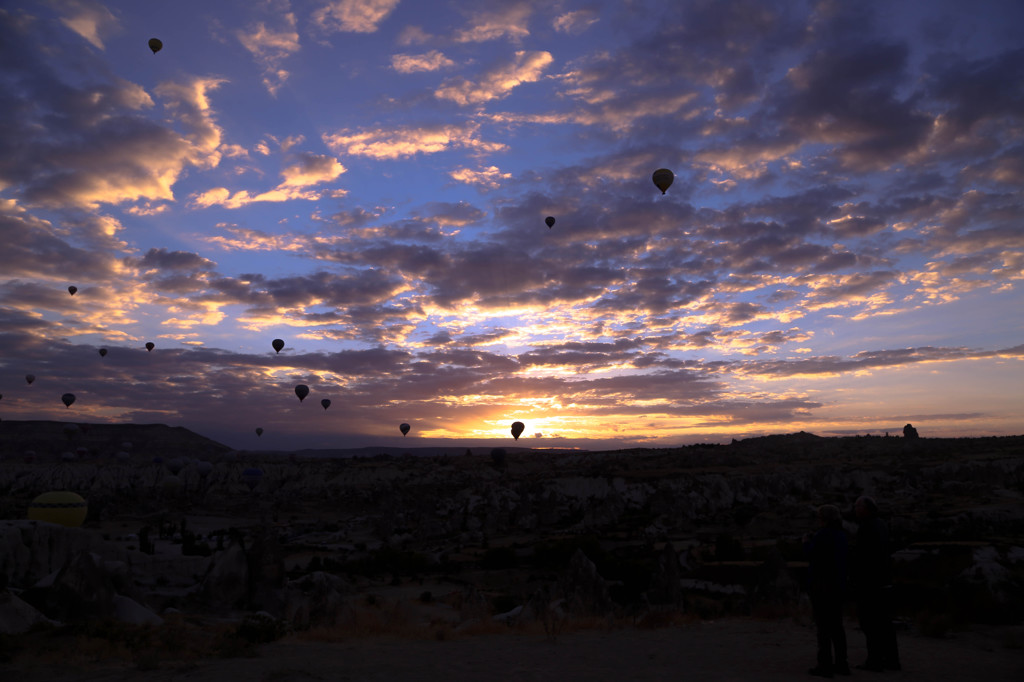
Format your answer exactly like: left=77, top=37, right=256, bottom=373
left=0, top=420, right=232, bottom=460
left=261, top=446, right=573, bottom=459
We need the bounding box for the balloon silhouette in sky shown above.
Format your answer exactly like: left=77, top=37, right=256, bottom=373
left=68, top=285, right=77, bottom=295
left=400, top=423, right=411, bottom=436
left=545, top=216, right=555, bottom=229
left=321, top=398, right=331, bottom=410
left=255, top=427, right=264, bottom=436
left=98, top=348, right=107, bottom=357
left=148, top=38, right=162, bottom=54
left=272, top=338, right=285, bottom=353
left=145, top=342, right=155, bottom=352
left=511, top=421, right=525, bottom=440
left=25, top=374, right=35, bottom=385
left=61, top=392, right=76, bottom=408
left=295, top=384, right=309, bottom=402
left=652, top=168, right=674, bottom=194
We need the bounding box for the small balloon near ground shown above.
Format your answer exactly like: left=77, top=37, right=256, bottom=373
left=28, top=491, right=88, bottom=527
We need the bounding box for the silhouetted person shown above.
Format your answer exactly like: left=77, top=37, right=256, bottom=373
left=804, top=504, right=850, bottom=677
left=902, top=423, right=918, bottom=439
left=852, top=496, right=901, bottom=671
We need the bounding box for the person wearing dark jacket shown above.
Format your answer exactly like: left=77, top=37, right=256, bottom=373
left=804, top=504, right=850, bottom=678
left=852, top=496, right=901, bottom=671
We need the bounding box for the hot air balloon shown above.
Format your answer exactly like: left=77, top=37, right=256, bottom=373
left=61, top=393, right=76, bottom=408
left=545, top=216, right=556, bottom=229
left=400, top=423, right=411, bottom=436
left=28, top=491, right=88, bottom=527
left=321, top=398, right=331, bottom=410
left=295, top=384, right=309, bottom=402
left=166, top=457, right=185, bottom=475
left=242, top=467, right=263, bottom=491
left=272, top=338, right=285, bottom=353
left=255, top=427, right=264, bottom=436
left=161, top=475, right=183, bottom=495
left=511, top=421, right=525, bottom=440
left=148, top=38, right=162, bottom=54
left=68, top=285, right=77, bottom=295
left=98, top=348, right=108, bottom=357
left=652, top=168, right=674, bottom=194
left=25, top=374, right=35, bottom=385
left=145, top=342, right=155, bottom=351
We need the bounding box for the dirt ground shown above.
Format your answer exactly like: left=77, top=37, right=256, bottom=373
left=10, top=617, right=1023, bottom=682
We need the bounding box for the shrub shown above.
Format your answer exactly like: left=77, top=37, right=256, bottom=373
left=491, top=594, right=519, bottom=614
left=480, top=547, right=518, bottom=570
left=916, top=610, right=954, bottom=638
left=236, top=612, right=287, bottom=644
left=531, top=536, right=605, bottom=570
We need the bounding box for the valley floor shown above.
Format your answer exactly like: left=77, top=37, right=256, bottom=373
left=10, top=616, right=1023, bottom=682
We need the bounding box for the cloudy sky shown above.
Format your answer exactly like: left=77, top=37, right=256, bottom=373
left=1, top=0, right=1022, bottom=452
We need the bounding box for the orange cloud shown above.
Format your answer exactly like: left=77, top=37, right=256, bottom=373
left=313, top=0, right=400, bottom=33
left=323, top=123, right=505, bottom=159
left=435, top=51, right=553, bottom=105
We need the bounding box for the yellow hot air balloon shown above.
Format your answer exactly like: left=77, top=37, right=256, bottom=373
left=28, top=491, right=88, bottom=527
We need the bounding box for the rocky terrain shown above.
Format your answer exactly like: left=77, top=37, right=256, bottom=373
left=1, top=424, right=1023, bottom=670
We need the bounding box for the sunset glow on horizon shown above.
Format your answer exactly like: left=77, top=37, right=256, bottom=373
left=1, top=0, right=1021, bottom=452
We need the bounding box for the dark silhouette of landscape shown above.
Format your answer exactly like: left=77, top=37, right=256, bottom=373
left=1, top=422, right=1022, bottom=679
